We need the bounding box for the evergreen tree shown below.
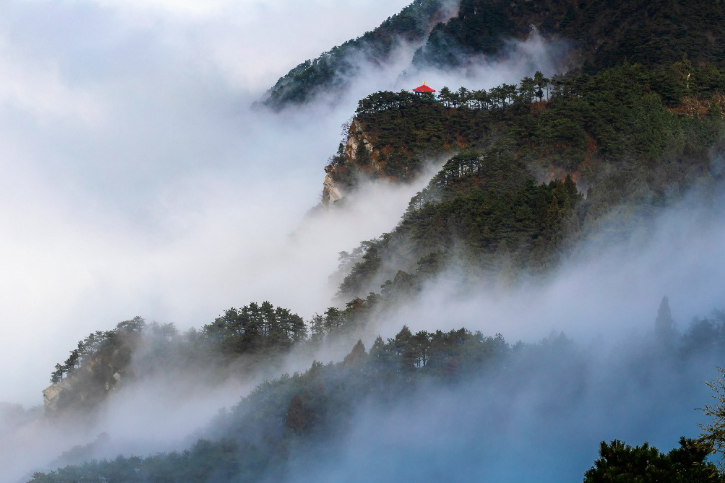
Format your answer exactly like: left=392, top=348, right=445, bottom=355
left=700, top=367, right=725, bottom=467
left=655, top=296, right=677, bottom=342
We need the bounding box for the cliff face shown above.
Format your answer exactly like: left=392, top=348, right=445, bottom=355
left=43, top=353, right=125, bottom=417
left=321, top=120, right=383, bottom=205
left=43, top=327, right=138, bottom=418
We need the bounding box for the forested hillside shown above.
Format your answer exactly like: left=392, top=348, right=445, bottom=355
left=329, top=62, right=725, bottom=299
left=21, top=0, right=725, bottom=481
left=414, top=0, right=725, bottom=71
left=43, top=303, right=308, bottom=419
left=31, top=57, right=725, bottom=483
left=264, top=0, right=725, bottom=109
left=29, top=307, right=725, bottom=482
left=262, top=0, right=453, bottom=109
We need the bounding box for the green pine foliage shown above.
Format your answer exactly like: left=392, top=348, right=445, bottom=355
left=583, top=438, right=724, bottom=483
left=45, top=303, right=308, bottom=417
left=415, top=0, right=725, bottom=72
left=264, top=0, right=725, bottom=109
left=29, top=311, right=725, bottom=483
left=334, top=63, right=725, bottom=298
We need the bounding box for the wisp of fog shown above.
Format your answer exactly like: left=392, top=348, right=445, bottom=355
left=3, top=1, right=720, bottom=482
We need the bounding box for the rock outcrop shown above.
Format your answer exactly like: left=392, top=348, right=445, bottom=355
left=321, top=120, right=384, bottom=205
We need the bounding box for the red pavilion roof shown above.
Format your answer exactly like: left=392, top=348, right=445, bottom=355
left=413, top=83, right=436, bottom=93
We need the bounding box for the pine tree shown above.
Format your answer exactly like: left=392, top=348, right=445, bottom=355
left=343, top=340, right=367, bottom=367
left=655, top=296, right=677, bottom=342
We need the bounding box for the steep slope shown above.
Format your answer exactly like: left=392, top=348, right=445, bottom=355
left=414, top=0, right=725, bottom=71
left=329, top=63, right=725, bottom=299
left=28, top=312, right=725, bottom=483
left=262, top=0, right=457, bottom=110
left=42, top=303, right=308, bottom=420
left=265, top=0, right=725, bottom=110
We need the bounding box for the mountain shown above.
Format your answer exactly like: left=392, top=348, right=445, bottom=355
left=32, top=60, right=725, bottom=480
left=262, top=0, right=456, bottom=110
left=263, top=0, right=725, bottom=109
left=322, top=62, right=725, bottom=300
left=28, top=311, right=725, bottom=483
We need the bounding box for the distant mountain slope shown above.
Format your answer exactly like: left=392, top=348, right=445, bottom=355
left=261, top=0, right=455, bottom=110
left=264, top=0, right=725, bottom=110
left=414, top=0, right=725, bottom=71
left=42, top=303, right=308, bottom=420
left=29, top=313, right=725, bottom=483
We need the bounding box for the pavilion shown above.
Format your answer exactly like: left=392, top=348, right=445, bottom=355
left=413, top=82, right=436, bottom=94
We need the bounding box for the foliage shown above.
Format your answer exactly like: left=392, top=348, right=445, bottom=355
left=202, top=301, right=307, bottom=356
left=45, top=303, right=308, bottom=417
left=331, top=63, right=725, bottom=298
left=265, top=0, right=725, bottom=109
left=583, top=437, right=724, bottom=483
left=415, top=0, right=725, bottom=73
left=30, top=310, right=725, bottom=483
left=701, top=367, right=725, bottom=468
left=262, top=0, right=446, bottom=109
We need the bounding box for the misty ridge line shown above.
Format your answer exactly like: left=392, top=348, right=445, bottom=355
left=263, top=0, right=725, bottom=111
left=261, top=0, right=462, bottom=110
left=30, top=54, right=725, bottom=429
left=7, top=0, right=716, bottom=479
left=24, top=292, right=725, bottom=483
left=26, top=173, right=725, bottom=480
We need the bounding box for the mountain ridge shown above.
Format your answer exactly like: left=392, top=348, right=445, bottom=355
left=264, top=0, right=725, bottom=110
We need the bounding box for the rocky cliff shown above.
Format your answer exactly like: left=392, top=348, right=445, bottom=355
left=321, top=119, right=384, bottom=204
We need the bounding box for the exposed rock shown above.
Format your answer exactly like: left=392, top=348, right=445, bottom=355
left=320, top=119, right=385, bottom=205
left=42, top=348, right=128, bottom=418
left=322, top=171, right=343, bottom=203
left=42, top=382, right=65, bottom=414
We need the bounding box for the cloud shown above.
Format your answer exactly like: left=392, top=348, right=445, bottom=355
left=0, top=0, right=412, bottom=406
left=0, top=0, right=572, bottom=408
left=0, top=1, right=584, bottom=480
left=277, top=340, right=716, bottom=483
left=359, top=180, right=725, bottom=350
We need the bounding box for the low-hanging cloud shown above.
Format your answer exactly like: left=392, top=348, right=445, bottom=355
left=0, top=1, right=597, bottom=481
left=0, top=0, right=571, bottom=408
left=359, top=177, right=725, bottom=349
left=273, top=335, right=718, bottom=483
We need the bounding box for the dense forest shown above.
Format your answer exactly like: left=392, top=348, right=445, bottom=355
left=264, top=0, right=725, bottom=109
left=327, top=62, right=725, bottom=299
left=43, top=303, right=308, bottom=418
left=29, top=302, right=725, bottom=482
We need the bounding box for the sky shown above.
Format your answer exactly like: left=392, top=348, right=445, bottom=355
left=2, top=1, right=725, bottom=482
left=0, top=0, right=572, bottom=407
left=0, top=0, right=418, bottom=405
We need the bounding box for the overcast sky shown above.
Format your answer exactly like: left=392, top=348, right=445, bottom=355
left=3, top=3, right=725, bottom=482
left=1, top=0, right=575, bottom=406
left=0, top=0, right=419, bottom=405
